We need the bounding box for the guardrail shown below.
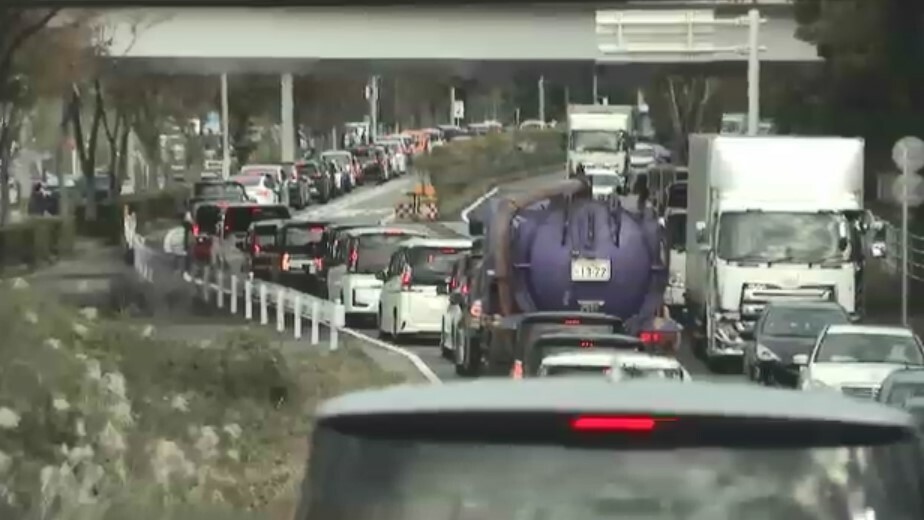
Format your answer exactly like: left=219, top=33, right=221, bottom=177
left=880, top=217, right=924, bottom=283
left=130, top=233, right=346, bottom=350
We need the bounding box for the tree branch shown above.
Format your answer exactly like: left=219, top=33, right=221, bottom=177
left=0, top=9, right=59, bottom=82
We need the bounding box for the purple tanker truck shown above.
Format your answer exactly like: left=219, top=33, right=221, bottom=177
left=468, top=177, right=679, bottom=376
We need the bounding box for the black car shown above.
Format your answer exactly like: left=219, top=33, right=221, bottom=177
left=743, top=300, right=851, bottom=388
left=312, top=222, right=377, bottom=297
left=444, top=242, right=486, bottom=377
left=271, top=220, right=330, bottom=292
left=351, top=146, right=387, bottom=183
left=296, top=160, right=333, bottom=203
left=283, top=163, right=311, bottom=209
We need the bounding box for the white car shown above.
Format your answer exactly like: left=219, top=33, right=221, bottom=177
left=586, top=170, right=623, bottom=199
left=326, top=227, right=429, bottom=319
left=795, top=324, right=924, bottom=399
left=378, top=237, right=473, bottom=339
left=233, top=171, right=279, bottom=205
left=321, top=150, right=356, bottom=189
left=538, top=351, right=621, bottom=377
left=607, top=352, right=692, bottom=382
left=377, top=139, right=407, bottom=175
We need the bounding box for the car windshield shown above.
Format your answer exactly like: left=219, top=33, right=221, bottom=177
left=543, top=365, right=609, bottom=377
left=224, top=206, right=290, bottom=235
left=761, top=307, right=849, bottom=338
left=571, top=130, right=624, bottom=153
left=815, top=333, right=924, bottom=365
left=195, top=182, right=246, bottom=199
left=305, top=431, right=924, bottom=520
left=717, top=212, right=849, bottom=264
left=885, top=382, right=924, bottom=406
left=286, top=226, right=326, bottom=255
left=408, top=247, right=470, bottom=285
left=355, top=233, right=418, bottom=273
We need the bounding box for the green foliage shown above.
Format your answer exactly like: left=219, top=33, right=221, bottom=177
left=416, top=130, right=565, bottom=216
left=0, top=281, right=401, bottom=519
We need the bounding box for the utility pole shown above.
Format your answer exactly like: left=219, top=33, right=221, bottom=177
left=592, top=67, right=599, bottom=103
left=538, top=76, right=546, bottom=122
left=368, top=75, right=379, bottom=142
left=220, top=73, right=230, bottom=179
left=449, top=86, right=456, bottom=125
left=746, top=8, right=761, bottom=136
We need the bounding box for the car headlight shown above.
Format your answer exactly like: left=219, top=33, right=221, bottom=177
left=755, top=343, right=779, bottom=362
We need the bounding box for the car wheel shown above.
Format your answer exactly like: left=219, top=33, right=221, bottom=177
left=391, top=308, right=401, bottom=344
left=440, top=321, right=452, bottom=359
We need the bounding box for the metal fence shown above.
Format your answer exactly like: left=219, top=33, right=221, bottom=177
left=880, top=217, right=924, bottom=282
left=129, top=233, right=347, bottom=350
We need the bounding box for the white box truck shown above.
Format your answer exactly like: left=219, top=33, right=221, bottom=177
left=685, top=135, right=873, bottom=370
left=566, top=104, right=634, bottom=182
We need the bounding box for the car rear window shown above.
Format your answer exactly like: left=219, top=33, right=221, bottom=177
left=407, top=246, right=469, bottom=285
left=285, top=225, right=326, bottom=255
left=353, top=233, right=417, bottom=273
left=544, top=365, right=609, bottom=377
left=194, top=205, right=221, bottom=234
left=297, top=163, right=320, bottom=176
left=233, top=175, right=263, bottom=187
left=224, top=206, right=290, bottom=235
left=253, top=227, right=277, bottom=248
left=352, top=148, right=370, bottom=158
left=305, top=426, right=924, bottom=520
left=194, top=182, right=247, bottom=200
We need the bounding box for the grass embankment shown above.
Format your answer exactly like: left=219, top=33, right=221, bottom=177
left=414, top=130, right=566, bottom=218
left=0, top=278, right=403, bottom=520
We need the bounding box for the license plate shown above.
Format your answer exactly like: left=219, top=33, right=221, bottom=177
left=570, top=258, right=611, bottom=282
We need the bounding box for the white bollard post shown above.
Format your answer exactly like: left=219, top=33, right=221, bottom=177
left=244, top=278, right=253, bottom=319
left=276, top=287, right=285, bottom=332
left=230, top=275, right=238, bottom=314
left=260, top=283, right=268, bottom=325
left=202, top=266, right=211, bottom=303
left=293, top=293, right=302, bottom=339
left=330, top=304, right=344, bottom=352
left=311, top=299, right=320, bottom=345
left=216, top=270, right=225, bottom=309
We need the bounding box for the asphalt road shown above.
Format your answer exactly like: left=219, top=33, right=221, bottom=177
left=152, top=171, right=913, bottom=385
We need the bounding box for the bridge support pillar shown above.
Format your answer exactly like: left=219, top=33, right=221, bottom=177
left=280, top=72, right=295, bottom=163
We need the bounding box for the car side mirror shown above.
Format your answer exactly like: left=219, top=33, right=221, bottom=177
left=792, top=354, right=809, bottom=366
left=468, top=220, right=484, bottom=236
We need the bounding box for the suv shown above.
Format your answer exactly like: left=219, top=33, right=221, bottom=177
left=441, top=245, right=485, bottom=376
left=270, top=220, right=330, bottom=292
left=242, top=219, right=286, bottom=280
left=200, top=203, right=290, bottom=271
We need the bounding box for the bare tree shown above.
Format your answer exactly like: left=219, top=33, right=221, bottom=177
left=656, top=72, right=719, bottom=164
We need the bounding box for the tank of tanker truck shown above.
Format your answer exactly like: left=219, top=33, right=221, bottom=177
left=473, top=177, right=675, bottom=374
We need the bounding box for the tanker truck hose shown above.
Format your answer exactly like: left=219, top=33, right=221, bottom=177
left=491, top=178, right=590, bottom=316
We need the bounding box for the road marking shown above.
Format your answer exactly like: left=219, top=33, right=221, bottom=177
left=340, top=328, right=441, bottom=383
left=460, top=186, right=499, bottom=223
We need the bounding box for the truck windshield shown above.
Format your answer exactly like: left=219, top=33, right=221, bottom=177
left=304, top=431, right=924, bottom=520
left=717, top=212, right=848, bottom=264
left=570, top=130, right=623, bottom=153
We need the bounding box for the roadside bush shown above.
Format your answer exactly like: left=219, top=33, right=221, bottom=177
left=0, top=188, right=187, bottom=274
left=0, top=279, right=401, bottom=519
left=416, top=129, right=565, bottom=217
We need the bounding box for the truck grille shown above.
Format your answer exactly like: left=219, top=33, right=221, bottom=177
left=840, top=385, right=879, bottom=400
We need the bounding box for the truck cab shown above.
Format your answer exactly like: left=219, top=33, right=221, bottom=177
left=685, top=135, right=881, bottom=372
left=566, top=104, right=634, bottom=179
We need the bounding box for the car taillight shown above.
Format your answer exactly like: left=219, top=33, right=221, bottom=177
left=281, top=253, right=291, bottom=271
left=510, top=360, right=523, bottom=379
left=400, top=268, right=412, bottom=290
left=469, top=299, right=482, bottom=318
left=571, top=416, right=674, bottom=432
left=579, top=340, right=594, bottom=348
left=639, top=331, right=663, bottom=344
left=564, top=319, right=581, bottom=325
left=253, top=243, right=261, bottom=254
left=314, top=257, right=324, bottom=271
left=348, top=247, right=358, bottom=269
left=191, top=224, right=199, bottom=236
left=461, top=283, right=469, bottom=295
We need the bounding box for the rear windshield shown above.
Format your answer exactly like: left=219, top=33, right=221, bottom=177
left=544, top=365, right=609, bottom=377
left=618, top=364, right=687, bottom=381
left=352, top=148, right=370, bottom=158
left=408, top=247, right=470, bottom=284
left=285, top=225, right=326, bottom=255
left=253, top=227, right=277, bottom=248
left=297, top=163, right=320, bottom=176
left=234, top=175, right=263, bottom=187
left=194, top=182, right=246, bottom=199
left=532, top=340, right=643, bottom=371
left=305, top=429, right=924, bottom=520
left=666, top=184, right=687, bottom=208
left=224, top=206, right=290, bottom=235
left=665, top=213, right=686, bottom=249
left=354, top=233, right=417, bottom=273
left=194, top=206, right=221, bottom=234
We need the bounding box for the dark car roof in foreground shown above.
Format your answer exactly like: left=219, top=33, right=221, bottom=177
left=317, top=379, right=913, bottom=427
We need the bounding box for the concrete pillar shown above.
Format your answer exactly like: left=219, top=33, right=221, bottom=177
left=220, top=73, right=230, bottom=178
left=280, top=73, right=295, bottom=162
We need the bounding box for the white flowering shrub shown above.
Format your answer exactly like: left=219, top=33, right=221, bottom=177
left=0, top=281, right=403, bottom=519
